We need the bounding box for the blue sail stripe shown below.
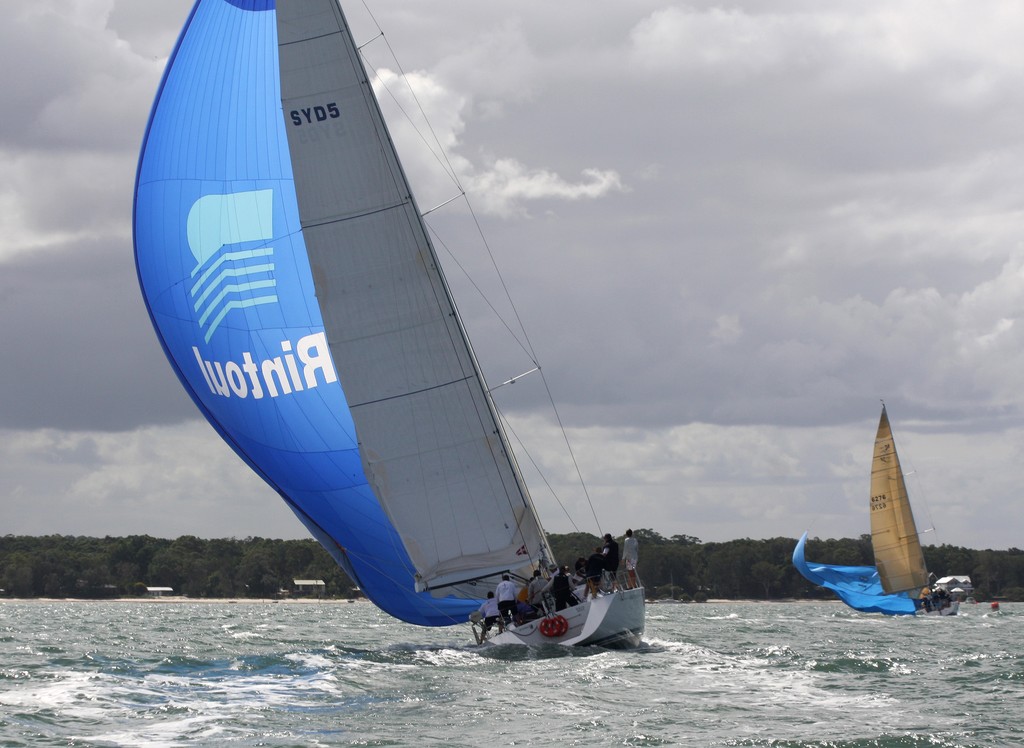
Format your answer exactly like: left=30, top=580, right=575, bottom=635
left=192, top=266, right=277, bottom=312
left=197, top=279, right=277, bottom=327
left=202, top=295, right=279, bottom=342
left=190, top=246, right=275, bottom=288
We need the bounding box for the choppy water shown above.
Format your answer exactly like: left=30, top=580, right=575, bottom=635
left=0, top=599, right=1018, bottom=747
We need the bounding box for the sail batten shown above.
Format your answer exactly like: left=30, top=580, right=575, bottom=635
left=347, top=375, right=476, bottom=409
left=302, top=202, right=411, bottom=230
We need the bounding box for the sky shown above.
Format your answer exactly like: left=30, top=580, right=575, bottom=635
left=2, top=0, right=1024, bottom=552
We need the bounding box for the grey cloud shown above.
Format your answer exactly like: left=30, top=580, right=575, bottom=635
left=0, top=236, right=195, bottom=431
left=4, top=0, right=1024, bottom=549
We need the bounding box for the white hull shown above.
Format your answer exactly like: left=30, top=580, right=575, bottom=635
left=921, top=601, right=959, bottom=616
left=479, top=587, right=645, bottom=648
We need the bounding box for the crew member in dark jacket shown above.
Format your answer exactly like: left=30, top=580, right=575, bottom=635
left=585, top=547, right=605, bottom=599
left=546, top=565, right=578, bottom=611
left=602, top=533, right=620, bottom=590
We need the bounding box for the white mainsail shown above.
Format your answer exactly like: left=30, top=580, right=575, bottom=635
left=869, top=406, right=929, bottom=594
left=276, top=0, right=550, bottom=594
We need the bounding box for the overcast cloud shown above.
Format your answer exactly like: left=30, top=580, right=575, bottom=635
left=2, top=0, right=1023, bottom=551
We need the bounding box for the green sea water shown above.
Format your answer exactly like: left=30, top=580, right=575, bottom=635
left=0, top=600, right=1018, bottom=746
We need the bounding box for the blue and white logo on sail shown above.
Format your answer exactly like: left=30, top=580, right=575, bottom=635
left=187, top=190, right=278, bottom=343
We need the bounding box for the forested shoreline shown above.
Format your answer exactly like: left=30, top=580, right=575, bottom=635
left=3, top=531, right=1023, bottom=602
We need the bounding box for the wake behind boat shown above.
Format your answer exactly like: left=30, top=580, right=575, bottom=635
left=133, top=0, right=644, bottom=646
left=793, top=405, right=962, bottom=616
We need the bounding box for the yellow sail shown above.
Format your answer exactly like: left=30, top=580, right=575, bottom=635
left=870, top=406, right=929, bottom=594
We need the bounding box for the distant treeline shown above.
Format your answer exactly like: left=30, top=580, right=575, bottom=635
left=550, top=530, right=1024, bottom=602
left=3, top=531, right=1023, bottom=601
left=0, top=535, right=355, bottom=600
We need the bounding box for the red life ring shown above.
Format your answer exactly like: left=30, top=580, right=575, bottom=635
left=541, top=615, right=569, bottom=637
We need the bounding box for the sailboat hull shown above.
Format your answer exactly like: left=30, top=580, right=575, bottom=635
left=922, top=602, right=959, bottom=617
left=482, top=588, right=645, bottom=649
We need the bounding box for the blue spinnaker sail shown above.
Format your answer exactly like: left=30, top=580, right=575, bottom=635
left=133, top=0, right=477, bottom=625
left=792, top=533, right=919, bottom=616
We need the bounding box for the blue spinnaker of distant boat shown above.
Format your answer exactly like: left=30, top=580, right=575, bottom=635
left=133, top=0, right=550, bottom=625
left=792, top=533, right=918, bottom=615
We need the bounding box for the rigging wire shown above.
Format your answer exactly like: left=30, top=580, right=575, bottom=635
left=354, top=17, right=546, bottom=564
left=356, top=3, right=465, bottom=192
left=496, top=407, right=581, bottom=534
left=354, top=21, right=561, bottom=569
left=884, top=400, right=941, bottom=545
left=355, top=9, right=603, bottom=538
